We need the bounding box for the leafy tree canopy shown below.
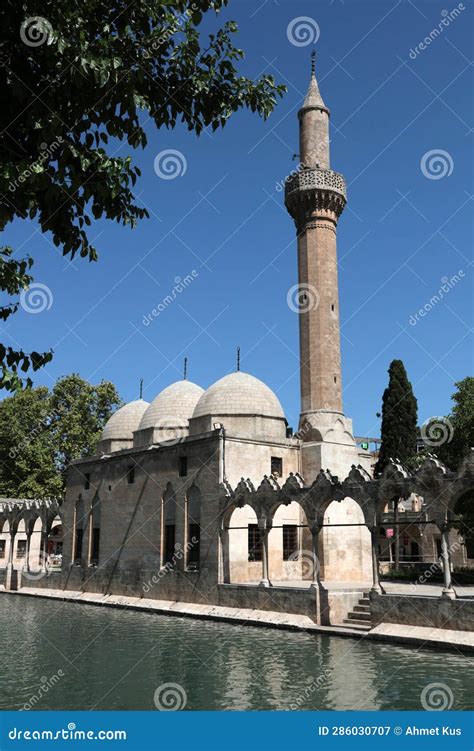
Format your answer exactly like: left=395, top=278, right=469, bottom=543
left=0, top=1, right=285, bottom=390
left=374, top=359, right=418, bottom=477
left=0, top=374, right=122, bottom=498
left=434, top=377, right=474, bottom=471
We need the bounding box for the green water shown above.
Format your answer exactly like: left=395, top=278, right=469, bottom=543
left=0, top=594, right=472, bottom=711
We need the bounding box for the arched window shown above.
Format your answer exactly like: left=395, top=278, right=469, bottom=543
left=90, top=498, right=101, bottom=566
left=162, top=484, right=177, bottom=567
left=73, top=497, right=85, bottom=564
left=186, top=485, right=201, bottom=571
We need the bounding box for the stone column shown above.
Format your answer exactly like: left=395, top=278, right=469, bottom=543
left=370, top=526, right=382, bottom=594
left=25, top=531, right=32, bottom=572
left=219, top=527, right=230, bottom=584
left=440, top=525, right=455, bottom=599
left=308, top=523, right=321, bottom=589
left=258, top=519, right=271, bottom=588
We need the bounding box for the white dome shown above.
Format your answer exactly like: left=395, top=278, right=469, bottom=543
left=101, top=399, right=149, bottom=442
left=192, top=372, right=285, bottom=420
left=138, top=380, right=204, bottom=431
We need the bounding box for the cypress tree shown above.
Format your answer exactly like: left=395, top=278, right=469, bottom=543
left=375, top=360, right=418, bottom=476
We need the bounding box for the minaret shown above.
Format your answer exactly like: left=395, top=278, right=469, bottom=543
left=285, top=54, right=359, bottom=481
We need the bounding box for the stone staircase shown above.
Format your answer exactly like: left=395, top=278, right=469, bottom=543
left=343, top=593, right=372, bottom=632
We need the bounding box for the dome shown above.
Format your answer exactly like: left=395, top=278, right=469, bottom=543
left=101, top=399, right=149, bottom=442
left=138, top=380, right=204, bottom=432
left=192, top=372, right=286, bottom=421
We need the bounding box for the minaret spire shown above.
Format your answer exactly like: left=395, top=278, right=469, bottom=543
left=311, top=49, right=316, bottom=77
left=183, top=357, right=188, bottom=380
left=299, top=49, right=330, bottom=169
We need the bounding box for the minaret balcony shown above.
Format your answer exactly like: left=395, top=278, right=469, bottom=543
left=285, top=168, right=347, bottom=225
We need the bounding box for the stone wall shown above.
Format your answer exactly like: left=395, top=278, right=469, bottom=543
left=370, top=592, right=474, bottom=632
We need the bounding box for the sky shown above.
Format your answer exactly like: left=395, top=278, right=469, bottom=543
left=2, top=0, right=473, bottom=439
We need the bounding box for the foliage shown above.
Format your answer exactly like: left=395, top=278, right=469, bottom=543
left=0, top=374, right=121, bottom=498
left=0, top=1, right=285, bottom=390
left=374, top=359, right=418, bottom=476
left=435, top=377, right=474, bottom=471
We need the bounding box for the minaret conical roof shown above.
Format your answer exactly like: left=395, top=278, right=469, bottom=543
left=300, top=53, right=329, bottom=114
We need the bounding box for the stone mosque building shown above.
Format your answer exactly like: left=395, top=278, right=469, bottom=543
left=1, top=58, right=473, bottom=632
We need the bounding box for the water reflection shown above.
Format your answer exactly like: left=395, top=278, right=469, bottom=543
left=0, top=595, right=472, bottom=711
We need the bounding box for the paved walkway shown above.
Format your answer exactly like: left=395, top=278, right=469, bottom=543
left=2, top=586, right=473, bottom=653
left=243, top=579, right=474, bottom=597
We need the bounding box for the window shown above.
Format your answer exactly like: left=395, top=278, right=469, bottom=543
left=127, top=465, right=135, bottom=484
left=16, top=539, right=27, bottom=559
left=248, top=524, right=262, bottom=562
left=91, top=529, right=100, bottom=565
left=187, top=523, right=200, bottom=570
left=75, top=528, right=83, bottom=562
left=179, top=456, right=188, bottom=477
left=271, top=456, right=282, bottom=477
left=84, top=473, right=90, bottom=490
left=283, top=525, right=298, bottom=561
left=0, top=540, right=6, bottom=558
left=164, top=525, right=176, bottom=565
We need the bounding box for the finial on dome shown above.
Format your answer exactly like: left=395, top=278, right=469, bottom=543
left=311, top=50, right=316, bottom=77
left=184, top=357, right=188, bottom=380
left=236, top=346, right=240, bottom=372
left=139, top=378, right=143, bottom=400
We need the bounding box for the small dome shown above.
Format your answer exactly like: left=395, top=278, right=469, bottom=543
left=138, top=380, right=204, bottom=432
left=192, top=372, right=285, bottom=420
left=101, top=399, right=149, bottom=442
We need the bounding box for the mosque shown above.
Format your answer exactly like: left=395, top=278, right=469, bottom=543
left=1, top=57, right=472, bottom=633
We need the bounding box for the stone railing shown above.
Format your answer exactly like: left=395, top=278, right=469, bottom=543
left=284, top=168, right=346, bottom=202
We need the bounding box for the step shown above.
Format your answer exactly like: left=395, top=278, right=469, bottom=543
left=354, top=604, right=370, bottom=613
left=359, top=598, right=370, bottom=606
left=342, top=619, right=371, bottom=631
left=347, top=611, right=371, bottom=621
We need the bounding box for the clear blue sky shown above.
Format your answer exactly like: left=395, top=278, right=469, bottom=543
left=3, top=0, right=473, bottom=438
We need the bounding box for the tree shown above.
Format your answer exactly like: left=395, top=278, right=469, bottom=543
left=0, top=374, right=121, bottom=498
left=375, top=360, right=418, bottom=476
left=434, top=377, right=474, bottom=471
left=0, top=1, right=285, bottom=390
